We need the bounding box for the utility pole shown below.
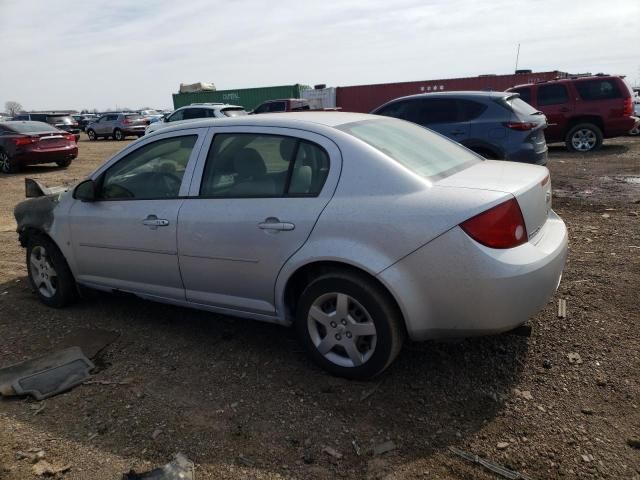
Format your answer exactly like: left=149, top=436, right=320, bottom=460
left=515, top=43, right=521, bottom=72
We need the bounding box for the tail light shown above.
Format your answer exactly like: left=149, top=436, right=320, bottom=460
left=64, top=133, right=76, bottom=142
left=460, top=198, right=528, bottom=249
left=623, top=97, right=633, bottom=116
left=122, top=119, right=131, bottom=125
left=504, top=122, right=536, bottom=131
left=13, top=136, right=38, bottom=146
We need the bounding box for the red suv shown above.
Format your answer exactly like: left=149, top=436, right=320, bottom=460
left=509, top=75, right=638, bottom=152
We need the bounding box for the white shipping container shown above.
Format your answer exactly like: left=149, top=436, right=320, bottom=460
left=302, top=87, right=336, bottom=109
left=179, top=82, right=216, bottom=93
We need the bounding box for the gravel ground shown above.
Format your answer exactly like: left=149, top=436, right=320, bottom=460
left=0, top=135, right=638, bottom=479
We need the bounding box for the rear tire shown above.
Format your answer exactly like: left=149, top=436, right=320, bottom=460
left=630, top=125, right=640, bottom=136
left=295, top=271, right=404, bottom=380
left=0, top=150, right=18, bottom=173
left=114, top=128, right=124, bottom=141
left=56, top=158, right=72, bottom=168
left=87, top=129, right=97, bottom=141
left=565, top=123, right=602, bottom=152
left=26, top=234, right=77, bottom=308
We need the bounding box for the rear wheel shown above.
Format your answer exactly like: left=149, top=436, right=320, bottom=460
left=296, top=271, right=404, bottom=379
left=27, top=235, right=77, bottom=308
left=565, top=123, right=602, bottom=152
left=87, top=129, right=97, bottom=141
left=0, top=150, right=18, bottom=173
left=114, top=128, right=124, bottom=141
left=56, top=158, right=72, bottom=168
left=630, top=125, right=640, bottom=136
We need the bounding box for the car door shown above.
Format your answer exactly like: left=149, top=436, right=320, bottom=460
left=68, top=128, right=206, bottom=299
left=177, top=126, right=341, bottom=315
left=534, top=84, right=574, bottom=142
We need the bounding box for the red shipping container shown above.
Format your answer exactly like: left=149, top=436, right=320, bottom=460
left=336, top=71, right=569, bottom=113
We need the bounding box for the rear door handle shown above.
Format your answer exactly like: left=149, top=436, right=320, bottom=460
left=143, top=214, right=170, bottom=229
left=258, top=217, right=295, bottom=231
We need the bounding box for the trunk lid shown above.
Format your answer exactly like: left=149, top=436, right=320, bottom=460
left=33, top=132, right=70, bottom=149
left=436, top=160, right=552, bottom=241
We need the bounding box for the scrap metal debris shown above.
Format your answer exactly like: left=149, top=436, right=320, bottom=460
left=122, top=453, right=194, bottom=480
left=0, top=347, right=94, bottom=400
left=449, top=446, right=533, bottom=480
left=557, top=299, right=567, bottom=318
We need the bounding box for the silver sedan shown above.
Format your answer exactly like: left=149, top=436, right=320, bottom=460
left=14, top=112, right=568, bottom=379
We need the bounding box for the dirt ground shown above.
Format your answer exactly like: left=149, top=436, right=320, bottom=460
left=0, top=134, right=638, bottom=479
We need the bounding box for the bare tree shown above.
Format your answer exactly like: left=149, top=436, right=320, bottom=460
left=4, top=101, right=23, bottom=116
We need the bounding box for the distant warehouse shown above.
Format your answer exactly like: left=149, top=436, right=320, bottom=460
left=335, top=70, right=571, bottom=113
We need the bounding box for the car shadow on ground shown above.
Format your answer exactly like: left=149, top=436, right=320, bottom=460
left=0, top=277, right=529, bottom=474
left=547, top=143, right=630, bottom=157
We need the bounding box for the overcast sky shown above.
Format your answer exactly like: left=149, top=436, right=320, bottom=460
left=1, top=0, right=638, bottom=111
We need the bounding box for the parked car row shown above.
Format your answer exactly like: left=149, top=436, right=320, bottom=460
left=12, top=113, right=81, bottom=141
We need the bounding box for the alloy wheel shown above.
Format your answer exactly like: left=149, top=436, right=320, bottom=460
left=29, top=246, right=58, bottom=298
left=0, top=152, right=11, bottom=173
left=307, top=292, right=377, bottom=368
left=571, top=128, right=597, bottom=152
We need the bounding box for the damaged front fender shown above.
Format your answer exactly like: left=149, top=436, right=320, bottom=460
left=14, top=179, right=68, bottom=246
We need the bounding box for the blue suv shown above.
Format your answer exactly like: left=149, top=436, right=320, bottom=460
left=371, top=91, right=548, bottom=165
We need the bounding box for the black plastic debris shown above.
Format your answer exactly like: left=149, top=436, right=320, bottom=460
left=0, top=347, right=94, bottom=400
left=122, top=454, right=194, bottom=480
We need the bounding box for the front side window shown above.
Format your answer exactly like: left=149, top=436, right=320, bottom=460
left=512, top=87, right=531, bottom=104
left=200, top=133, right=329, bottom=197
left=538, top=84, right=569, bottom=106
left=100, top=135, right=197, bottom=200
left=338, top=118, right=479, bottom=181
left=183, top=108, right=207, bottom=120
left=575, top=79, right=622, bottom=101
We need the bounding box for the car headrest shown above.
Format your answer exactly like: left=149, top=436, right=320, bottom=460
left=234, top=148, right=266, bottom=178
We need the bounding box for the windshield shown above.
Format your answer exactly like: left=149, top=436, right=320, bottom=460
left=338, top=118, right=480, bottom=180
left=4, top=121, right=59, bottom=133
left=222, top=108, right=247, bottom=117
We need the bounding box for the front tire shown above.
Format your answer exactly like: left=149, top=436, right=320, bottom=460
left=114, top=128, right=124, bottom=141
left=295, top=271, right=404, bottom=380
left=27, top=235, right=77, bottom=308
left=0, top=150, right=18, bottom=173
left=565, top=123, right=602, bottom=152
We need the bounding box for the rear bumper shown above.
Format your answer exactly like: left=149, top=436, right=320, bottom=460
left=604, top=116, right=637, bottom=138
left=378, top=210, right=568, bottom=341
left=123, top=127, right=146, bottom=135
left=14, top=147, right=78, bottom=166
left=505, top=145, right=548, bottom=165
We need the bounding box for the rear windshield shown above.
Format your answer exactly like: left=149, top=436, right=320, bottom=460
left=47, top=116, right=74, bottom=124
left=125, top=114, right=143, bottom=120
left=221, top=108, right=247, bottom=117
left=504, top=95, right=539, bottom=115
left=4, top=121, right=59, bottom=133
left=338, top=118, right=480, bottom=181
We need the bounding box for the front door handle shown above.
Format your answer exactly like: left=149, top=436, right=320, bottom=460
left=143, top=214, right=170, bottom=229
left=258, top=217, right=295, bottom=231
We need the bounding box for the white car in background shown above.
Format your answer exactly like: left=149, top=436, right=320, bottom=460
left=631, top=96, right=640, bottom=136
left=145, top=103, right=246, bottom=134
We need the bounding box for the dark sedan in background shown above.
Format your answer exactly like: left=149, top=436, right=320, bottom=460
left=371, top=91, right=548, bottom=165
left=0, top=121, right=78, bottom=173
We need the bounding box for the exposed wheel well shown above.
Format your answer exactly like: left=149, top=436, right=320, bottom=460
left=566, top=116, right=604, bottom=135
left=283, top=261, right=405, bottom=326
left=18, top=226, right=56, bottom=249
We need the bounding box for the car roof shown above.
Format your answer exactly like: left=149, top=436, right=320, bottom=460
left=510, top=74, right=623, bottom=90
left=389, top=91, right=511, bottom=102
left=181, top=103, right=243, bottom=110
left=149, top=111, right=376, bottom=135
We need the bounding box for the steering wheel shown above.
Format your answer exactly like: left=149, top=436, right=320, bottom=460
left=151, top=171, right=182, bottom=195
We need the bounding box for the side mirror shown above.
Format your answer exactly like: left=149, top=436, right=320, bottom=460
left=74, top=179, right=96, bottom=202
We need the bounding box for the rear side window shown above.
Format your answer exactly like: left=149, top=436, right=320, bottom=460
left=505, top=96, right=539, bottom=115
left=182, top=108, right=208, bottom=120
left=374, top=101, right=411, bottom=118
left=538, top=85, right=569, bottom=106
left=338, top=118, right=480, bottom=181
left=408, top=98, right=459, bottom=124
left=200, top=133, right=329, bottom=197
left=269, top=102, right=286, bottom=113
left=512, top=88, right=531, bottom=103
left=457, top=100, right=487, bottom=121
left=575, top=79, right=622, bottom=100
left=221, top=108, right=247, bottom=117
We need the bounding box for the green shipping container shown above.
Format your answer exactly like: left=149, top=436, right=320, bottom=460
left=172, top=84, right=309, bottom=111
